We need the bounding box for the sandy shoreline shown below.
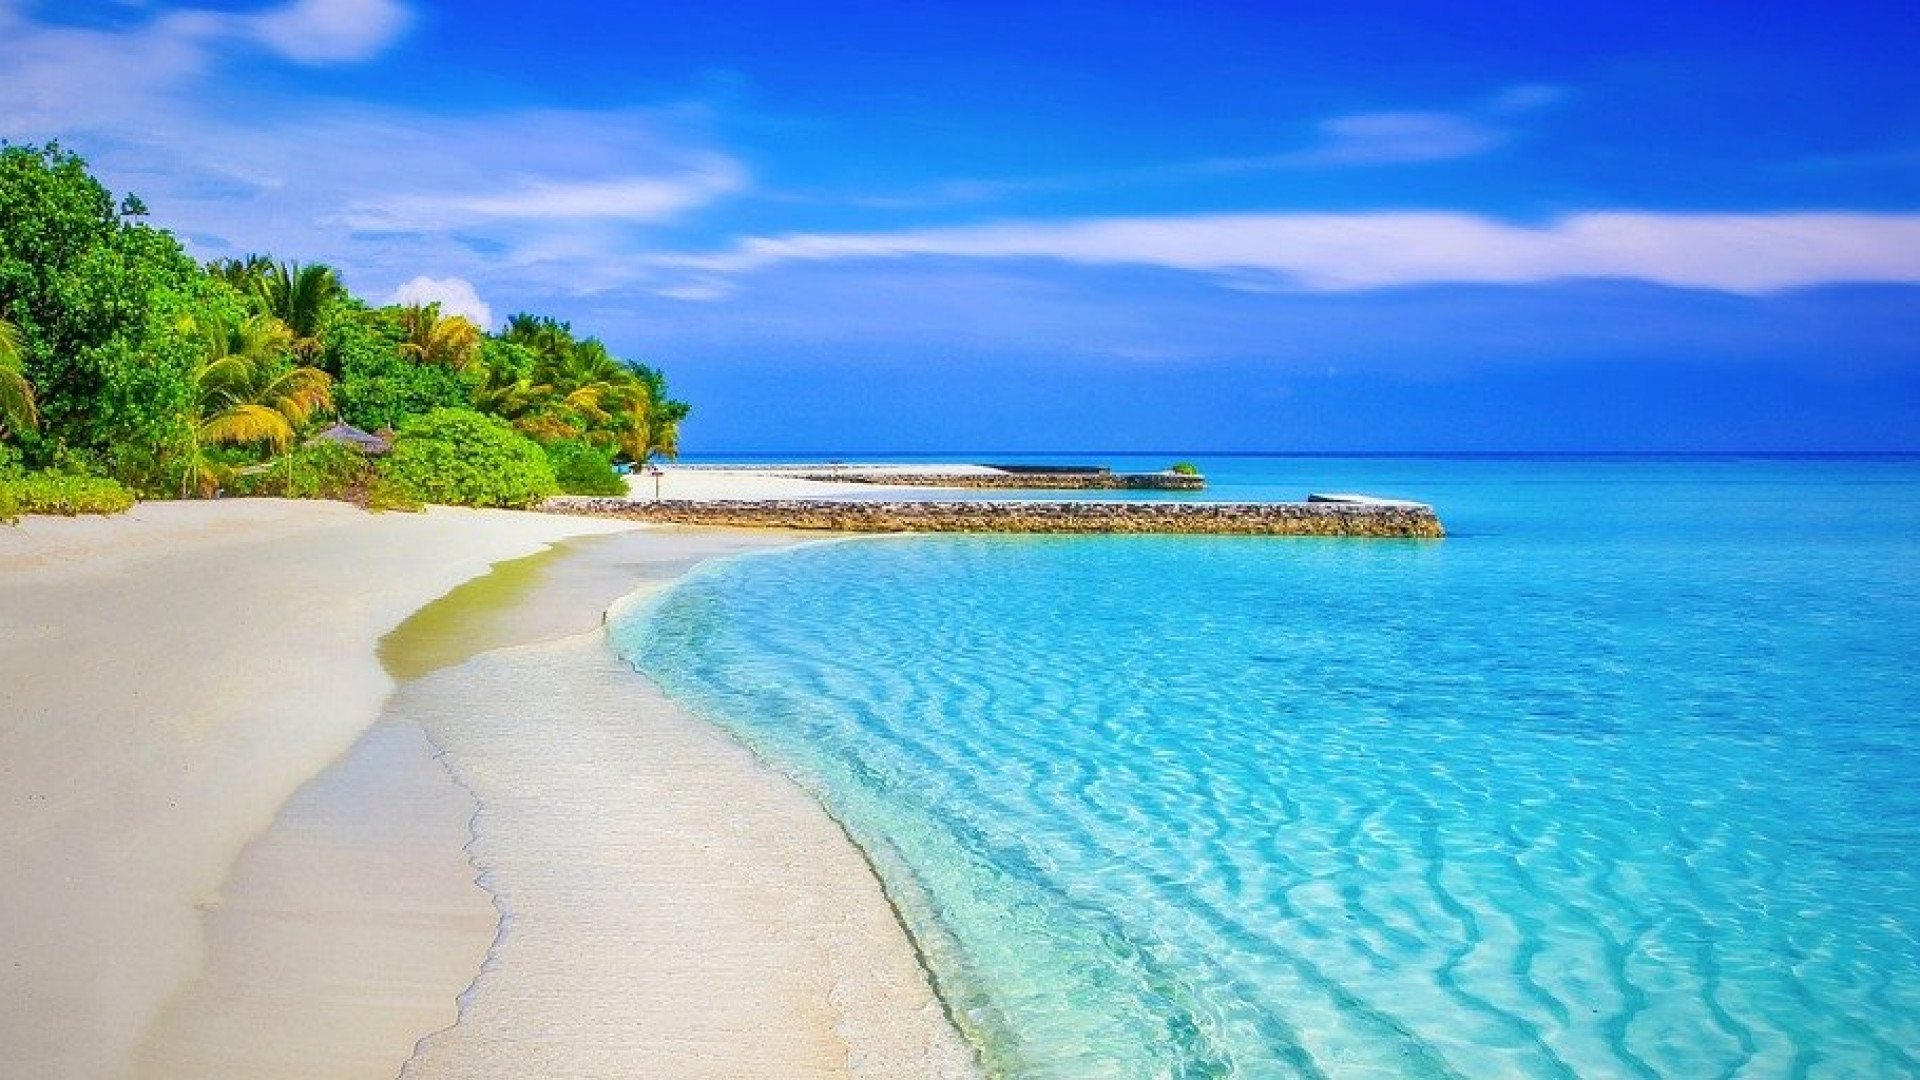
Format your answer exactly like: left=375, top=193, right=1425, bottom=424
left=1, top=499, right=974, bottom=1078
left=1, top=500, right=632, bottom=1078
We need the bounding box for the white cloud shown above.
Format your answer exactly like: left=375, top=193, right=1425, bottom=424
left=0, top=3, right=747, bottom=308
left=343, top=159, right=746, bottom=230
left=667, top=211, right=1920, bottom=295
left=1270, top=83, right=1563, bottom=168
left=1487, top=83, right=1570, bottom=115
left=0, top=0, right=411, bottom=125
left=1285, top=111, right=1503, bottom=166
left=247, top=0, right=412, bottom=64
left=1179, top=82, right=1566, bottom=174
left=388, top=275, right=493, bottom=327
left=652, top=277, right=735, bottom=302
left=830, top=83, right=1566, bottom=209
left=0, top=6, right=225, bottom=130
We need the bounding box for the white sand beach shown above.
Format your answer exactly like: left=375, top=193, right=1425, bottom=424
left=0, top=499, right=973, bottom=1078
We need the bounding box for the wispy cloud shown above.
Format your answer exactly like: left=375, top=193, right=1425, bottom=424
left=0, top=0, right=747, bottom=304
left=1244, top=111, right=1503, bottom=168
left=342, top=160, right=746, bottom=230
left=664, top=211, right=1920, bottom=295
left=0, top=0, right=411, bottom=116
left=1207, top=83, right=1568, bottom=172
left=247, top=0, right=412, bottom=64
left=836, top=84, right=1566, bottom=209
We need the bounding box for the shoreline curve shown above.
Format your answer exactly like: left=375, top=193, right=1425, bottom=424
left=390, top=528, right=980, bottom=1078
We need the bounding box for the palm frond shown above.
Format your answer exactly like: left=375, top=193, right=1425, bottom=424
left=0, top=371, right=37, bottom=435
left=261, top=366, right=334, bottom=425
left=0, top=317, right=22, bottom=365
left=201, top=403, right=295, bottom=450
left=399, top=303, right=481, bottom=370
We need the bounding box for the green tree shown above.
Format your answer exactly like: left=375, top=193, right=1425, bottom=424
left=0, top=143, right=203, bottom=459
left=486, top=313, right=688, bottom=462
left=376, top=408, right=556, bottom=509
left=179, top=312, right=333, bottom=496
left=253, top=261, right=343, bottom=361
left=206, top=257, right=343, bottom=362
left=1, top=144, right=695, bottom=499
left=543, top=438, right=627, bottom=496
left=535, top=339, right=640, bottom=436
left=398, top=302, right=481, bottom=371
left=331, top=305, right=474, bottom=431
left=470, top=337, right=540, bottom=419
left=502, top=312, right=575, bottom=362
left=207, top=254, right=275, bottom=294
left=0, top=316, right=37, bottom=439
left=629, top=362, right=689, bottom=462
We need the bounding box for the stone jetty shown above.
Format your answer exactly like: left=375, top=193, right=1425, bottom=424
left=543, top=496, right=1445, bottom=538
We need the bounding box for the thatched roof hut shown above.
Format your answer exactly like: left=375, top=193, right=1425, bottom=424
left=308, top=422, right=393, bottom=455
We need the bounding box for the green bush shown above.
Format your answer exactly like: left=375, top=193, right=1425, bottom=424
left=222, top=440, right=374, bottom=501
left=375, top=407, right=556, bottom=509
left=1169, top=461, right=1200, bottom=476
left=544, top=439, right=627, bottom=496
left=0, top=472, right=136, bottom=523
left=366, top=475, right=425, bottom=512
left=334, top=323, right=475, bottom=431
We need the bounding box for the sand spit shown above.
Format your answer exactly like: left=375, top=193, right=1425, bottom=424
left=0, top=499, right=632, bottom=1079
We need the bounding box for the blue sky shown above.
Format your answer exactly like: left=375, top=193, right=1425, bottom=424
left=5, top=0, right=1919, bottom=451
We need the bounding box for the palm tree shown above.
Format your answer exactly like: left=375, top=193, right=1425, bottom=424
left=503, top=313, right=574, bottom=362
left=0, top=316, right=37, bottom=441
left=543, top=340, right=629, bottom=424
left=489, top=313, right=683, bottom=461
left=631, top=363, right=688, bottom=462
left=253, top=261, right=343, bottom=360
left=180, top=313, right=333, bottom=497
left=514, top=338, right=649, bottom=457
left=471, top=365, right=542, bottom=424
left=398, top=303, right=481, bottom=370
left=206, top=257, right=342, bottom=360
left=207, top=254, right=276, bottom=294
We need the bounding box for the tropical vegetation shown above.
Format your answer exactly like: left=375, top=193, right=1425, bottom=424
left=0, top=471, right=136, bottom=523
left=0, top=142, right=688, bottom=519
left=372, top=408, right=557, bottom=510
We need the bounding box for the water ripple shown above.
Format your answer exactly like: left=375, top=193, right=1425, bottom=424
left=616, top=462, right=1920, bottom=1078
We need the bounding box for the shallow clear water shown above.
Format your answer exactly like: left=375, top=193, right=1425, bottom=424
left=613, top=457, right=1920, bottom=1078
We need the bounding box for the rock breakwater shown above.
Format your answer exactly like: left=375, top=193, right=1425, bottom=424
left=543, top=497, right=1444, bottom=538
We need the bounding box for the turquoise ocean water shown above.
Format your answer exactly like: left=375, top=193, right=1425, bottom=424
left=612, top=456, right=1920, bottom=1078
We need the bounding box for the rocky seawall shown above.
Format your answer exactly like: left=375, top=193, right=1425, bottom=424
left=543, top=497, right=1445, bottom=538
